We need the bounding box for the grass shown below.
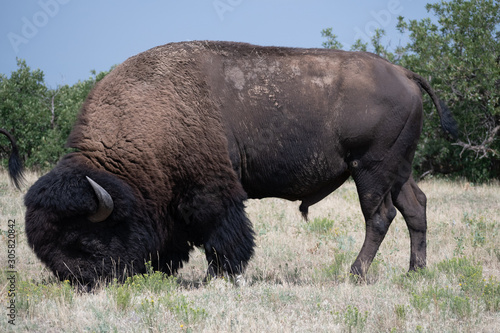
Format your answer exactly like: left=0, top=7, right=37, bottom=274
left=1, top=171, right=499, bottom=332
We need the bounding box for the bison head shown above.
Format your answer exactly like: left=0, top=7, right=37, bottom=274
left=24, top=154, right=160, bottom=287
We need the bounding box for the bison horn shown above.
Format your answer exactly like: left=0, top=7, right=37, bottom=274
left=86, top=176, right=114, bottom=223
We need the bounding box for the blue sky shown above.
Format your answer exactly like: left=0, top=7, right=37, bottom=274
left=1, top=0, right=437, bottom=88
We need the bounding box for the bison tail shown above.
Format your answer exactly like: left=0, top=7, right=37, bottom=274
left=0, top=129, right=24, bottom=189
left=410, top=73, right=459, bottom=140
left=436, top=100, right=459, bottom=140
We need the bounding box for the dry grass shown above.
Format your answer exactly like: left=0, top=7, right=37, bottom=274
left=1, top=171, right=499, bottom=332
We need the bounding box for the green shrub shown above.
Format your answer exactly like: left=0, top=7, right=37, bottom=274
left=336, top=305, right=368, bottom=333
left=304, top=217, right=336, bottom=234
left=316, top=251, right=355, bottom=282
left=15, top=277, right=74, bottom=313
left=437, top=257, right=484, bottom=295
left=483, top=277, right=500, bottom=312
left=121, top=262, right=178, bottom=294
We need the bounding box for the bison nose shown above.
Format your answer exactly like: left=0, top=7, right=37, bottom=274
left=86, top=176, right=114, bottom=223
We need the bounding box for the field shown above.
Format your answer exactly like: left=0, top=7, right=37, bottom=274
left=1, top=171, right=499, bottom=332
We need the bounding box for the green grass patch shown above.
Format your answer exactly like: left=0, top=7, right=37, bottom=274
left=334, top=305, right=368, bottom=333
left=304, top=217, right=337, bottom=234
left=410, top=285, right=474, bottom=317
left=314, top=251, right=355, bottom=282
left=395, top=257, right=500, bottom=317
left=437, top=257, right=484, bottom=295
left=462, top=213, right=493, bottom=248
left=108, top=262, right=206, bottom=329
left=483, top=277, right=500, bottom=312
left=15, top=277, right=75, bottom=313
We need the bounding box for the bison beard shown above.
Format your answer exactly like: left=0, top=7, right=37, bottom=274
left=23, top=41, right=457, bottom=287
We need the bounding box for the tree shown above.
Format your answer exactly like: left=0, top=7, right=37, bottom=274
left=1, top=61, right=111, bottom=170
left=397, top=0, right=500, bottom=181
left=34, top=69, right=111, bottom=168
left=0, top=59, right=50, bottom=168
left=321, top=28, right=344, bottom=50
left=322, top=26, right=405, bottom=64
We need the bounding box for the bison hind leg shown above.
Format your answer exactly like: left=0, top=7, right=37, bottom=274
left=203, top=200, right=255, bottom=279
left=392, top=176, right=427, bottom=272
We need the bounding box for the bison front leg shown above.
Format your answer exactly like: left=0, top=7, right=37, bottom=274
left=203, top=201, right=255, bottom=280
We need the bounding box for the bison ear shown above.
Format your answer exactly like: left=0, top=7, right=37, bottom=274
left=86, top=176, right=114, bottom=223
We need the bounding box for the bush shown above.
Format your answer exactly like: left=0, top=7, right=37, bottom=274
left=0, top=61, right=110, bottom=171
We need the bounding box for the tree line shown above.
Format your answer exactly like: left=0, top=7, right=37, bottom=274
left=0, top=61, right=110, bottom=170
left=1, top=0, right=499, bottom=182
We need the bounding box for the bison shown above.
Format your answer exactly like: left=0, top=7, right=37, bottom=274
left=22, top=41, right=457, bottom=287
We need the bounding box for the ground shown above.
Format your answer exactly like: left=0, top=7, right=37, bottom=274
left=1, top=171, right=499, bottom=332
